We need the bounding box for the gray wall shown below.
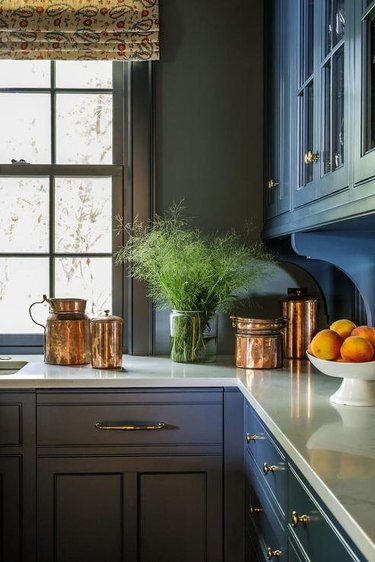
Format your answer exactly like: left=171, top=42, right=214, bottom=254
left=154, top=0, right=264, bottom=234
left=153, top=0, right=265, bottom=353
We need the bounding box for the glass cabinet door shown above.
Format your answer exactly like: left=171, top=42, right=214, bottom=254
left=354, top=0, right=375, bottom=184
left=264, top=0, right=291, bottom=220
left=297, top=0, right=315, bottom=194
left=293, top=0, right=350, bottom=209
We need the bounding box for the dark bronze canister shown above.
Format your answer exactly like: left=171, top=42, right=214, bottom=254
left=231, top=316, right=285, bottom=369
left=29, top=294, right=90, bottom=365
left=91, top=310, right=123, bottom=369
left=280, top=288, right=318, bottom=359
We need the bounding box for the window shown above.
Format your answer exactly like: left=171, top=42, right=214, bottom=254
left=0, top=60, right=127, bottom=352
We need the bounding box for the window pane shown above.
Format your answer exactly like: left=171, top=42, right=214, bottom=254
left=0, top=60, right=50, bottom=88
left=55, top=257, right=112, bottom=317
left=55, top=61, right=112, bottom=89
left=55, top=177, right=112, bottom=253
left=56, top=94, right=112, bottom=164
left=0, top=258, right=49, bottom=333
left=0, top=177, right=49, bottom=252
left=0, top=94, right=51, bottom=164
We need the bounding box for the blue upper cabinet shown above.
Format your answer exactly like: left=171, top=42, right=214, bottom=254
left=353, top=1, right=375, bottom=186
left=264, top=0, right=291, bottom=221
left=293, top=0, right=351, bottom=208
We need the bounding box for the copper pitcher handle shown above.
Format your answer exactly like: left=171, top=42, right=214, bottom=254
left=28, top=294, right=48, bottom=330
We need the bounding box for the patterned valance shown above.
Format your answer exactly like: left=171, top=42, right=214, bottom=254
left=0, top=0, right=159, bottom=60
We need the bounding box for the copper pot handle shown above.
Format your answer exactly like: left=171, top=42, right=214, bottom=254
left=28, top=294, right=48, bottom=330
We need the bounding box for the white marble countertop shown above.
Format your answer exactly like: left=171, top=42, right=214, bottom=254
left=1, top=354, right=374, bottom=561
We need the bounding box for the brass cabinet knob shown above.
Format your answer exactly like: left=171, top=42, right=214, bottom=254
left=304, top=150, right=320, bottom=164
left=249, top=505, right=263, bottom=516
left=263, top=462, right=278, bottom=475
left=267, top=179, right=280, bottom=189
left=291, top=510, right=310, bottom=527
left=246, top=433, right=258, bottom=443
left=266, top=546, right=282, bottom=559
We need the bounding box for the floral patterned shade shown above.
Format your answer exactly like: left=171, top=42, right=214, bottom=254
left=0, top=0, right=159, bottom=60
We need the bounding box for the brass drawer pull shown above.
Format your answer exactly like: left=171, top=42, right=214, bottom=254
left=249, top=505, right=263, bottom=516
left=95, top=421, right=166, bottom=431
left=267, top=546, right=282, bottom=559
left=263, top=462, right=278, bottom=475
left=291, top=510, right=310, bottom=527
left=246, top=433, right=258, bottom=443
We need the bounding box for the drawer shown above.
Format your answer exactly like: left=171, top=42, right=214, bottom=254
left=0, top=392, right=34, bottom=448
left=0, top=403, right=20, bottom=446
left=245, top=403, right=287, bottom=517
left=288, top=465, right=360, bottom=562
left=245, top=452, right=285, bottom=547
left=37, top=390, right=223, bottom=448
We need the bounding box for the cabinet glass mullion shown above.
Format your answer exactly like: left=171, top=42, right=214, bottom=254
left=322, top=60, right=332, bottom=175
left=363, top=10, right=375, bottom=153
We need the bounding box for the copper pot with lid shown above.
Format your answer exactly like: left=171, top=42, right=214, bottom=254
left=29, top=294, right=90, bottom=365
left=91, top=310, right=123, bottom=369
left=280, top=288, right=318, bottom=359
left=231, top=316, right=285, bottom=369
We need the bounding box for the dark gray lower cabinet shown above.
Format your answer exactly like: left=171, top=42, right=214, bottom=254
left=0, top=392, right=35, bottom=562
left=0, top=457, right=21, bottom=562
left=37, top=455, right=222, bottom=562
left=35, top=389, right=233, bottom=562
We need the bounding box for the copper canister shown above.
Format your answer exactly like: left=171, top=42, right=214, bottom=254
left=91, top=310, right=123, bottom=369
left=281, top=288, right=318, bottom=359
left=231, top=317, right=285, bottom=369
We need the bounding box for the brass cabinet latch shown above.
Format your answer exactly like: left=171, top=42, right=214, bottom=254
left=291, top=510, right=310, bottom=527
left=304, top=150, right=320, bottom=164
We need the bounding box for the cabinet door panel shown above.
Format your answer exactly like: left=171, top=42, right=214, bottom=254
left=354, top=1, right=375, bottom=184
left=139, top=472, right=209, bottom=562
left=0, top=457, right=20, bottom=562
left=37, top=456, right=222, bottom=562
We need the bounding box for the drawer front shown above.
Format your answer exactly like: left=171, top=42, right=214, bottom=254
left=0, top=404, right=20, bottom=446
left=288, top=465, right=360, bottom=562
left=245, top=403, right=287, bottom=517
left=245, top=452, right=285, bottom=549
left=37, top=391, right=223, bottom=447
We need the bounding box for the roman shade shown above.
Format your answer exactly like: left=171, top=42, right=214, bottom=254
left=0, top=0, right=159, bottom=60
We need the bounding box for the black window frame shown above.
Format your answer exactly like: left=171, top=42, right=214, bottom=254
left=0, top=61, right=155, bottom=356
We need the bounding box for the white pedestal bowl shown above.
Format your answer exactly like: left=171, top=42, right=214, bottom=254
left=307, top=352, right=375, bottom=406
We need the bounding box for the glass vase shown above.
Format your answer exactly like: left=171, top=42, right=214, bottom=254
left=169, top=310, right=217, bottom=363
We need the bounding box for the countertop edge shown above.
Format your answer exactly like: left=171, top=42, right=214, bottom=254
left=237, top=380, right=373, bottom=562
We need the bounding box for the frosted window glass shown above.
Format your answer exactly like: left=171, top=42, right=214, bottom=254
left=56, top=94, right=112, bottom=164
left=55, top=177, right=112, bottom=253
left=0, top=60, right=50, bottom=87
left=0, top=93, right=51, bottom=164
left=0, top=258, right=49, bottom=333
left=55, top=257, right=112, bottom=317
left=55, top=61, right=112, bottom=88
left=0, top=177, right=49, bottom=252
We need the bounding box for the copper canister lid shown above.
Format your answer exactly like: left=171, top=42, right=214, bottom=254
left=91, top=310, right=123, bottom=323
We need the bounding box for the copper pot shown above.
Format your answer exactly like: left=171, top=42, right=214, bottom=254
left=231, top=316, right=285, bottom=369
left=29, top=294, right=90, bottom=365
left=280, top=288, right=318, bottom=359
left=91, top=310, right=123, bottom=369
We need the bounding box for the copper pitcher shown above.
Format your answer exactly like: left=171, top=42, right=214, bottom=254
left=29, top=294, right=90, bottom=365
